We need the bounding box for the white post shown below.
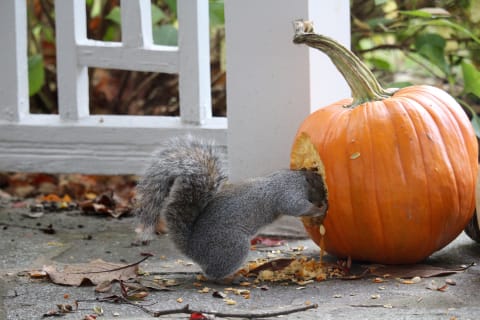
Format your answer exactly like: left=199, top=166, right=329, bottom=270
left=55, top=0, right=90, bottom=120
left=0, top=0, right=29, bottom=122
left=121, top=0, right=153, bottom=47
left=177, top=0, right=212, bottom=124
left=225, top=0, right=351, bottom=181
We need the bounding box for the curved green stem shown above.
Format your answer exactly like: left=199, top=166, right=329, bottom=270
left=293, top=20, right=393, bottom=108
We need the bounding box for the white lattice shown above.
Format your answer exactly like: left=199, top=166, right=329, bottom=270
left=0, top=0, right=350, bottom=177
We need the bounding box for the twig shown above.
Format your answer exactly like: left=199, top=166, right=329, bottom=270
left=77, top=296, right=318, bottom=318
left=153, top=303, right=318, bottom=318
left=350, top=304, right=392, bottom=308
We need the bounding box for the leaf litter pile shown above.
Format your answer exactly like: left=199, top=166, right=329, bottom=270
left=0, top=173, right=136, bottom=218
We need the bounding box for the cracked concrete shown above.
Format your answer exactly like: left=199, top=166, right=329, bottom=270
left=1, top=204, right=480, bottom=319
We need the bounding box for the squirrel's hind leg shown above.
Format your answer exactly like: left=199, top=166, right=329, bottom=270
left=190, top=235, right=251, bottom=280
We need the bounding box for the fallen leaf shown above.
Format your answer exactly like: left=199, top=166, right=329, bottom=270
left=126, top=291, right=149, bottom=300
left=136, top=278, right=173, bottom=291
left=223, top=298, right=237, bottom=305
left=29, top=270, right=48, bottom=278
left=198, top=287, right=210, bottom=294
left=42, top=259, right=138, bottom=286
left=250, top=236, right=286, bottom=247
left=212, top=290, right=227, bottom=299
left=43, top=304, right=74, bottom=317
left=95, top=280, right=113, bottom=293
left=248, top=258, right=294, bottom=275
left=398, top=276, right=422, bottom=284
left=370, top=264, right=472, bottom=279
left=92, top=305, right=103, bottom=315
left=79, top=191, right=132, bottom=218
left=426, top=280, right=449, bottom=292
left=190, top=312, right=209, bottom=320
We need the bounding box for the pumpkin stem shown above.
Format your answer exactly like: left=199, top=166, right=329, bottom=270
left=293, top=20, right=393, bottom=108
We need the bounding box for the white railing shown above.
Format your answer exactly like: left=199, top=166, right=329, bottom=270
left=0, top=0, right=350, bottom=179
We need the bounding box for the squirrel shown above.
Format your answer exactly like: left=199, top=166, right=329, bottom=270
left=135, top=135, right=328, bottom=280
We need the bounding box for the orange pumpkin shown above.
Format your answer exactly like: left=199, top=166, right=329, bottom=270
left=290, top=21, right=478, bottom=264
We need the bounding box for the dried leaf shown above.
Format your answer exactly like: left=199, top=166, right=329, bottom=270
left=426, top=279, right=449, bottom=292
left=29, top=270, right=48, bottom=278
left=126, top=291, right=149, bottom=301
left=198, top=287, right=210, bottom=294
left=92, top=305, right=103, bottom=315
left=250, top=236, right=286, bottom=247
left=370, top=263, right=472, bottom=279
left=136, top=278, right=173, bottom=291
left=80, top=191, right=132, bottom=218
left=223, top=298, right=237, bottom=305
left=212, top=290, right=227, bottom=299
left=43, top=259, right=138, bottom=286
left=248, top=258, right=294, bottom=275
left=399, top=276, right=422, bottom=284
left=190, top=313, right=209, bottom=320
left=95, top=280, right=113, bottom=293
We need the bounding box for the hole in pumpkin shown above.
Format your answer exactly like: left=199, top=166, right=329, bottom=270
left=290, top=132, right=328, bottom=227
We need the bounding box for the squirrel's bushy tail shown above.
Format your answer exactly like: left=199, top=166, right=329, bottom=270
left=135, top=136, right=226, bottom=252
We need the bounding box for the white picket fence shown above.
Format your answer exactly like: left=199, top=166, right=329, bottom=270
left=0, top=0, right=350, bottom=181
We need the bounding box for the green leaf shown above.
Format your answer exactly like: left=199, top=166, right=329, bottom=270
left=469, top=0, right=480, bottom=23
left=414, top=33, right=448, bottom=75
left=90, top=0, right=103, bottom=18
left=459, top=100, right=480, bottom=138
left=153, top=24, right=178, bottom=46
left=389, top=81, right=413, bottom=89
left=368, top=57, right=391, bottom=71
left=209, top=0, right=224, bottom=26
left=105, top=6, right=121, bottom=25
left=28, top=54, right=45, bottom=96
left=462, top=62, right=480, bottom=97
left=106, top=5, right=167, bottom=26
left=471, top=112, right=480, bottom=138
left=103, top=25, right=119, bottom=41
left=400, top=8, right=451, bottom=18
left=164, top=0, right=177, bottom=18
left=151, top=4, right=166, bottom=25
left=414, top=19, right=480, bottom=45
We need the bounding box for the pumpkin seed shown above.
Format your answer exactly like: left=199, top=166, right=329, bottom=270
left=350, top=152, right=361, bottom=160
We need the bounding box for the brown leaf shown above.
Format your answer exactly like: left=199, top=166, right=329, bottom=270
left=212, top=290, right=227, bottom=299
left=136, top=278, right=173, bottom=291
left=248, top=258, right=294, bottom=275
left=95, top=280, right=113, bottom=293
left=42, top=259, right=138, bottom=286
left=370, top=263, right=473, bottom=279
left=250, top=236, right=286, bottom=247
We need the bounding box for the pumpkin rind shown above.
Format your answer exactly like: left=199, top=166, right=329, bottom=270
left=291, top=22, right=478, bottom=263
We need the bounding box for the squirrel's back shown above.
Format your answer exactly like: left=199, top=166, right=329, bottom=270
left=135, top=136, right=227, bottom=252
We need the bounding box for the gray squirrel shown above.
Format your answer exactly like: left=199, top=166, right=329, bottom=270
left=135, top=135, right=327, bottom=280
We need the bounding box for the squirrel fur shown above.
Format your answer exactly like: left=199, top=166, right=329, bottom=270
left=135, top=136, right=327, bottom=280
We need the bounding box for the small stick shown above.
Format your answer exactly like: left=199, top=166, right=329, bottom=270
left=77, top=296, right=318, bottom=318
left=156, top=303, right=318, bottom=318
